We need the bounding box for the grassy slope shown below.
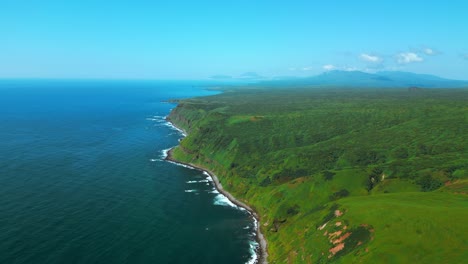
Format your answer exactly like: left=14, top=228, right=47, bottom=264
left=336, top=189, right=468, bottom=263
left=168, top=88, right=468, bottom=263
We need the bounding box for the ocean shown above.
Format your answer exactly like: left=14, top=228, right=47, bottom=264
left=0, top=80, right=257, bottom=264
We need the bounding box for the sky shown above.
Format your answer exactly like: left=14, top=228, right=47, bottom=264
left=1, top=0, right=467, bottom=80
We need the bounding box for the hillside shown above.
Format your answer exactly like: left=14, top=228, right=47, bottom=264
left=167, top=87, right=468, bottom=263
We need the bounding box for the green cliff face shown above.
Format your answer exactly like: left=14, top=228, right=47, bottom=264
left=168, top=88, right=468, bottom=263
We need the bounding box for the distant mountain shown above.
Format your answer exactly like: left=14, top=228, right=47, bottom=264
left=261, top=71, right=468, bottom=88
left=375, top=71, right=465, bottom=87
left=210, top=74, right=233, bottom=80
left=239, top=72, right=264, bottom=80
left=210, top=72, right=265, bottom=82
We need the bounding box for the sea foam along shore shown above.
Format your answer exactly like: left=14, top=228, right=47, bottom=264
left=164, top=118, right=268, bottom=264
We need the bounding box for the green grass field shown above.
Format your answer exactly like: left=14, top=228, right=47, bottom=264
left=168, top=87, right=468, bottom=263
left=335, top=190, right=468, bottom=263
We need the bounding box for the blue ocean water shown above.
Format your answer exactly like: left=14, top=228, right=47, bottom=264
left=0, top=80, right=257, bottom=264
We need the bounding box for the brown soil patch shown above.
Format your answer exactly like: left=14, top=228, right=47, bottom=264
left=335, top=210, right=343, bottom=217
left=328, top=243, right=345, bottom=257
left=333, top=232, right=351, bottom=244
left=328, top=230, right=342, bottom=239
left=335, top=221, right=342, bottom=227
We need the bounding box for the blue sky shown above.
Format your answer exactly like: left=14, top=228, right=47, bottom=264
left=1, top=0, right=467, bottom=79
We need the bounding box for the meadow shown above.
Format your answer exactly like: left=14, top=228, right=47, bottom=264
left=168, top=87, right=468, bottom=263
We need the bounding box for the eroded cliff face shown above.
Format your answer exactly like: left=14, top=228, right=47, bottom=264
left=168, top=98, right=229, bottom=132
left=167, top=103, right=197, bottom=133
left=167, top=102, right=237, bottom=178
left=168, top=100, right=253, bottom=183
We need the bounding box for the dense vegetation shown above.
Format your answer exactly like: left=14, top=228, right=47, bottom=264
left=168, top=87, right=468, bottom=263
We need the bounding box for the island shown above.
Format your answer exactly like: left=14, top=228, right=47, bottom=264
left=167, top=87, right=467, bottom=263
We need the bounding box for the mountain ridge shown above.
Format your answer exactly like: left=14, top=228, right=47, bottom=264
left=258, top=70, right=468, bottom=88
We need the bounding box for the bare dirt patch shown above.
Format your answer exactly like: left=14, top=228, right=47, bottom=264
left=333, top=232, right=351, bottom=244
left=328, top=243, right=345, bottom=257
left=334, top=210, right=343, bottom=217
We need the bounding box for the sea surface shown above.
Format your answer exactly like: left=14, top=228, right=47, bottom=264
left=0, top=80, right=257, bottom=264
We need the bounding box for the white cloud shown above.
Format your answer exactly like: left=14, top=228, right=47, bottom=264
left=322, top=65, right=366, bottom=72
left=396, top=52, right=424, bottom=64
left=360, top=53, right=382, bottom=63
left=423, top=48, right=435, bottom=55
left=302, top=66, right=313, bottom=71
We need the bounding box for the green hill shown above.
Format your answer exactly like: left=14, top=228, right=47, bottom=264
left=168, top=87, right=468, bottom=263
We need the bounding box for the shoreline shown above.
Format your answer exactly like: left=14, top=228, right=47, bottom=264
left=164, top=119, right=268, bottom=264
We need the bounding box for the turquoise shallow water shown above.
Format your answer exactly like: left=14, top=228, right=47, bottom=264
left=0, top=80, right=256, bottom=264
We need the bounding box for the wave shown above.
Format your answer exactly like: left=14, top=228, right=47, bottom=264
left=146, top=118, right=165, bottom=122
left=149, top=158, right=160, bottom=162
left=184, top=189, right=197, bottom=193
left=147, top=116, right=188, bottom=139
left=213, top=194, right=239, bottom=208
left=162, top=122, right=187, bottom=137
left=203, top=171, right=213, bottom=181
left=146, top=115, right=166, bottom=122
left=186, top=179, right=209, bottom=184
left=208, top=188, right=219, bottom=194
left=246, top=239, right=259, bottom=264
left=160, top=148, right=171, bottom=159
left=245, top=216, right=260, bottom=264
left=166, top=160, right=196, bottom=170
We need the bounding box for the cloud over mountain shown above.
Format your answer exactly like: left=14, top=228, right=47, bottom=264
left=360, top=53, right=382, bottom=63
left=323, top=64, right=336, bottom=71
left=396, top=52, right=424, bottom=64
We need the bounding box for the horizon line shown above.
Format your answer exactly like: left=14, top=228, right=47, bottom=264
left=0, top=70, right=467, bottom=82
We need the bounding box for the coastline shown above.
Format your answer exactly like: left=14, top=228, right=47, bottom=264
left=164, top=120, right=268, bottom=264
